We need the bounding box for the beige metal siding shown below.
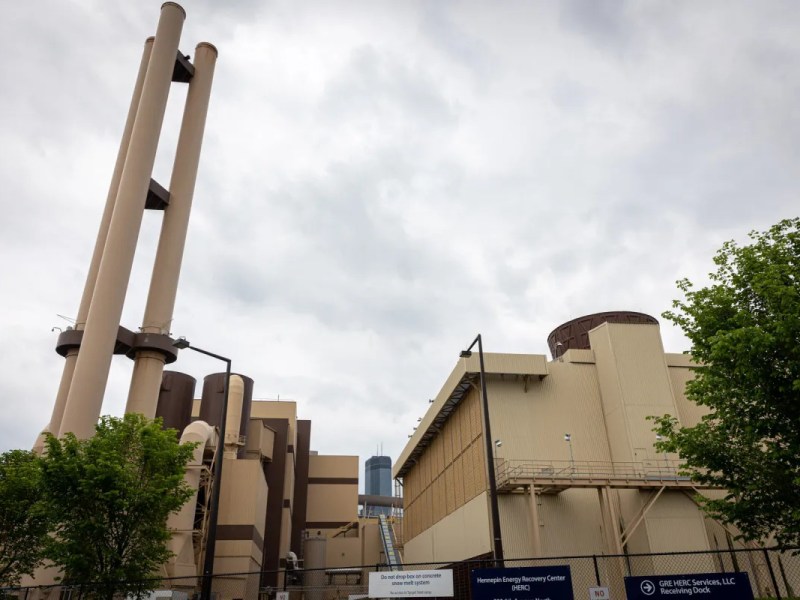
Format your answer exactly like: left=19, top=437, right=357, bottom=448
left=644, top=492, right=711, bottom=553
left=669, top=365, right=707, bottom=428
left=590, top=324, right=683, bottom=463
left=488, top=364, right=611, bottom=467
left=403, top=387, right=486, bottom=542
left=498, top=494, right=536, bottom=558
left=536, top=489, right=606, bottom=556
left=405, top=492, right=492, bottom=563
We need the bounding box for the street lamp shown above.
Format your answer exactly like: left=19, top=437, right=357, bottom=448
left=461, top=334, right=504, bottom=566
left=172, top=337, right=231, bottom=600
left=564, top=433, right=575, bottom=473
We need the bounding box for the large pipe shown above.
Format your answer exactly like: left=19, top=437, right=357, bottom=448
left=224, top=375, right=244, bottom=459
left=127, top=41, right=218, bottom=417
left=358, top=494, right=404, bottom=509
left=34, top=37, right=155, bottom=452
left=199, top=372, right=253, bottom=457
left=165, top=420, right=216, bottom=580
left=59, top=3, right=185, bottom=439
left=304, top=533, right=327, bottom=600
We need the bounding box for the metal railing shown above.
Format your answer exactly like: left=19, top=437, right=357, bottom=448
left=494, top=458, right=706, bottom=491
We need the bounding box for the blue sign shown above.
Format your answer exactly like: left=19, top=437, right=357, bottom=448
left=471, top=566, right=574, bottom=600
left=625, top=572, right=753, bottom=599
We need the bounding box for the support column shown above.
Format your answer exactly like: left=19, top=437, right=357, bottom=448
left=127, top=41, right=217, bottom=417
left=599, top=487, right=626, bottom=596
left=527, top=485, right=542, bottom=557
left=604, top=486, right=623, bottom=554
left=598, top=488, right=611, bottom=552
left=59, top=2, right=185, bottom=439
left=36, top=38, right=154, bottom=449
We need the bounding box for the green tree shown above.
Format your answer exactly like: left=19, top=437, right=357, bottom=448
left=40, top=414, right=196, bottom=599
left=0, top=450, right=49, bottom=587
left=653, top=217, right=800, bottom=548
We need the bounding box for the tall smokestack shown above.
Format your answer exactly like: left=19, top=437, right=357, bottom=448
left=37, top=3, right=216, bottom=444
left=127, top=41, right=218, bottom=417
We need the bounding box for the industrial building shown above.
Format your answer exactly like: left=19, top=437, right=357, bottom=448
left=158, top=372, right=395, bottom=597
left=27, top=5, right=402, bottom=596
left=394, top=312, right=735, bottom=565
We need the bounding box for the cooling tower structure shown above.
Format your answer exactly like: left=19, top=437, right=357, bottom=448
left=36, top=2, right=217, bottom=446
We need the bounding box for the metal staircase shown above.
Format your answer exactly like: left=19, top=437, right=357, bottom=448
left=378, top=514, right=402, bottom=571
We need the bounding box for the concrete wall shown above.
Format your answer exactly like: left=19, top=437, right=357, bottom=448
left=217, top=458, right=268, bottom=571
left=404, top=492, right=491, bottom=563
left=307, top=454, right=359, bottom=532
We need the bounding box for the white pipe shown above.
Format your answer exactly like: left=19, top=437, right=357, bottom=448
left=165, top=420, right=216, bottom=580
left=224, top=375, right=244, bottom=459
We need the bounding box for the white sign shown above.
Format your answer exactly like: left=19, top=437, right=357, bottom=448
left=368, top=569, right=454, bottom=598
left=276, top=592, right=289, bottom=600
left=589, top=587, right=610, bottom=599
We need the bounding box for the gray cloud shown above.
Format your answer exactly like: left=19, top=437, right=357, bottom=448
left=1, top=0, right=798, bottom=468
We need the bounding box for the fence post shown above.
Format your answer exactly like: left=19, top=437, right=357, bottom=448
left=777, top=555, right=793, bottom=598
left=592, top=555, right=601, bottom=586
left=763, top=548, right=782, bottom=600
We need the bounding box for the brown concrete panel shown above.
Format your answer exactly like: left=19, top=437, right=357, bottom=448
left=291, top=420, right=311, bottom=556
left=260, top=418, right=288, bottom=589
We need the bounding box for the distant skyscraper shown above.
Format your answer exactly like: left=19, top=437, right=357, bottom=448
left=365, top=455, right=392, bottom=516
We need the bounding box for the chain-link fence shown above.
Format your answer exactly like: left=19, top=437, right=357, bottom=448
left=3, top=547, right=798, bottom=600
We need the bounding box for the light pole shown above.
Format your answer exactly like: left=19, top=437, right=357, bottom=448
left=564, top=433, right=575, bottom=473
left=460, top=334, right=504, bottom=566
left=172, top=337, right=231, bottom=600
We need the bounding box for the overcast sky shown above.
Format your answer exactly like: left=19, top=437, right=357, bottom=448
left=1, top=1, right=797, bottom=478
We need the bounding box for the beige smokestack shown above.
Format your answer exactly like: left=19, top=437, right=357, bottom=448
left=59, top=2, right=186, bottom=439
left=35, top=37, right=155, bottom=451
left=127, top=41, right=218, bottom=417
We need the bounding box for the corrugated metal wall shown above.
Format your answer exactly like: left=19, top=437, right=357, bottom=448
left=404, top=388, right=486, bottom=541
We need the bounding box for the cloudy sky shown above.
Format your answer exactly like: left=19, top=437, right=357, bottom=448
left=1, top=1, right=797, bottom=477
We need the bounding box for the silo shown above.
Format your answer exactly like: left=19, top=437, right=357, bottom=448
left=199, top=372, right=254, bottom=457
left=155, top=371, right=196, bottom=434
left=303, top=532, right=327, bottom=600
